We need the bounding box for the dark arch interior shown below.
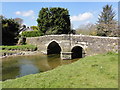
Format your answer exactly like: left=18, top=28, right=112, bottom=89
left=71, top=46, right=83, bottom=59
left=47, top=41, right=61, bottom=55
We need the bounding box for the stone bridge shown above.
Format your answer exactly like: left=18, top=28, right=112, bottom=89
left=26, top=34, right=118, bottom=59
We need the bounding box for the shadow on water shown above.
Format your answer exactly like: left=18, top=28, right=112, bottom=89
left=2, top=54, right=79, bottom=81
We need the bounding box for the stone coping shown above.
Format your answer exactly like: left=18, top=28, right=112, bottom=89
left=26, top=34, right=118, bottom=39
left=61, top=52, right=73, bottom=54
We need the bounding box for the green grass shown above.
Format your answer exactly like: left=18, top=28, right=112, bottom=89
left=2, top=52, right=118, bottom=88
left=0, top=45, right=37, bottom=51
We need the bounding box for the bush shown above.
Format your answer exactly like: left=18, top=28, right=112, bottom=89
left=21, top=31, right=43, bottom=37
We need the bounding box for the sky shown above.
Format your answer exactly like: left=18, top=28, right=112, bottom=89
left=1, top=2, right=118, bottom=29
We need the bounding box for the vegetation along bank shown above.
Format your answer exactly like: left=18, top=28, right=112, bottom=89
left=0, top=45, right=38, bottom=58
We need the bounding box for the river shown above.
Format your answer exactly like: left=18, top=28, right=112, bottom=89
left=2, top=54, right=78, bottom=81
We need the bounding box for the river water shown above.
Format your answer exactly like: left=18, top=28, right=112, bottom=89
left=2, top=54, right=78, bottom=81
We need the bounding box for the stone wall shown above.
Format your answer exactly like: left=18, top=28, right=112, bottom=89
left=26, top=34, right=118, bottom=56
left=71, top=35, right=118, bottom=56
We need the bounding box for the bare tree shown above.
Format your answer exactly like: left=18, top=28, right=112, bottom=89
left=14, top=18, right=23, bottom=26
left=76, top=23, right=97, bottom=36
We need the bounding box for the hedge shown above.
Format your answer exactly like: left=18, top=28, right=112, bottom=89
left=21, top=31, right=43, bottom=37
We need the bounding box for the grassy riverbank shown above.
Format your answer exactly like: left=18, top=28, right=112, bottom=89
left=2, top=52, right=118, bottom=88
left=1, top=44, right=37, bottom=51
left=0, top=45, right=37, bottom=57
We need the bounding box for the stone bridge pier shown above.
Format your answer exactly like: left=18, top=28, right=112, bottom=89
left=26, top=34, right=118, bottom=60
left=59, top=39, right=87, bottom=59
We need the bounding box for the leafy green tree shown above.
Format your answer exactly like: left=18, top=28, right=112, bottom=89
left=0, top=15, right=4, bottom=45
left=2, top=17, right=20, bottom=45
left=37, top=7, right=71, bottom=35
left=97, top=4, right=117, bottom=36
left=37, top=8, right=49, bottom=34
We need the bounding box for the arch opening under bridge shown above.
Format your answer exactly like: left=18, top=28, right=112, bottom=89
left=71, top=46, right=84, bottom=59
left=47, top=41, right=61, bottom=55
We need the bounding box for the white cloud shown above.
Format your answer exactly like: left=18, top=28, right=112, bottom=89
left=70, top=12, right=93, bottom=21
left=15, top=10, right=34, bottom=17
left=15, top=11, right=21, bottom=15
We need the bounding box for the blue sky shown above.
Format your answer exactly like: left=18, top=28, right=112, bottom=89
left=2, top=2, right=118, bottom=29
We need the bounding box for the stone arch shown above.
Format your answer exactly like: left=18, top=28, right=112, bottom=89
left=71, top=45, right=85, bottom=59
left=47, top=41, right=62, bottom=55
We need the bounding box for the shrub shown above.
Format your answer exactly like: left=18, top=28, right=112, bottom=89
left=21, top=31, right=43, bottom=37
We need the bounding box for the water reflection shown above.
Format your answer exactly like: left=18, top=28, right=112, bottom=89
left=2, top=54, right=78, bottom=81
left=16, top=59, right=39, bottom=78
left=47, top=54, right=61, bottom=69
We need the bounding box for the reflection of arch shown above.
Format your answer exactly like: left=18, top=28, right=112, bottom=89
left=71, top=46, right=84, bottom=59
left=47, top=41, right=61, bottom=55
left=47, top=54, right=61, bottom=69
